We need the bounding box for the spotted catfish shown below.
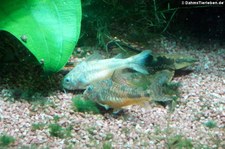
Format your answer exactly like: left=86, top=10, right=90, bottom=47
left=62, top=50, right=152, bottom=90
left=83, top=79, right=152, bottom=112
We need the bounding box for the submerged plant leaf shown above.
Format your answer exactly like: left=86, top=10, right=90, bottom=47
left=0, top=0, right=82, bottom=73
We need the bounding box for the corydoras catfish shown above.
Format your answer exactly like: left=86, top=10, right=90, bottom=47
left=83, top=79, right=151, bottom=112
left=62, top=50, right=151, bottom=90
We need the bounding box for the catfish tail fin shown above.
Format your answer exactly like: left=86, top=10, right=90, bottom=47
left=127, top=50, right=152, bottom=74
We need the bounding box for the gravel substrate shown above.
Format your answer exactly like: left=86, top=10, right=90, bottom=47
left=0, top=37, right=224, bottom=148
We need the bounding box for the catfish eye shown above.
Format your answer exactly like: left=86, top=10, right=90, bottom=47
left=64, top=78, right=70, bottom=83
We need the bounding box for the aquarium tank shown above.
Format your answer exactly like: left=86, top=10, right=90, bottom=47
left=0, top=0, right=224, bottom=148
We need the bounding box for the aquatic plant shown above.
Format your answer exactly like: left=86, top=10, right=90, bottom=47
left=71, top=95, right=100, bottom=114
left=48, top=123, right=72, bottom=138
left=102, top=141, right=113, bottom=149
left=0, top=0, right=81, bottom=73
left=53, top=115, right=60, bottom=122
left=105, top=133, right=114, bottom=141
left=203, top=120, right=217, bottom=129
left=79, top=0, right=177, bottom=47
left=49, top=124, right=63, bottom=138
left=0, top=134, right=15, bottom=147
left=167, top=135, right=193, bottom=149
left=86, top=127, right=97, bottom=136
left=31, top=123, right=45, bottom=131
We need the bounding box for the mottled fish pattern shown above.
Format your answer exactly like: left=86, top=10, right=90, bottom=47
left=83, top=79, right=152, bottom=110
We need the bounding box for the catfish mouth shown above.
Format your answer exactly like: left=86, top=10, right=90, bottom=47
left=61, top=77, right=76, bottom=90
left=61, top=85, right=85, bottom=94
left=61, top=80, right=86, bottom=93
left=61, top=84, right=88, bottom=97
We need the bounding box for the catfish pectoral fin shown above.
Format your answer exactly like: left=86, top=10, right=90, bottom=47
left=129, top=64, right=149, bottom=74
left=112, top=108, right=123, bottom=115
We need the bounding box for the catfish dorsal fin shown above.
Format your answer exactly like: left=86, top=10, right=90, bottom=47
left=85, top=52, right=103, bottom=61
left=111, top=69, right=124, bottom=83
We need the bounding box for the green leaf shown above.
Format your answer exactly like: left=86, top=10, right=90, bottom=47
left=0, top=0, right=81, bottom=73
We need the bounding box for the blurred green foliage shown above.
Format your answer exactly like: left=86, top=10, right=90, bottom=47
left=0, top=134, right=15, bottom=147
left=31, top=123, right=46, bottom=131
left=167, top=135, right=193, bottom=149
left=79, top=0, right=177, bottom=46
left=48, top=123, right=72, bottom=138
left=102, top=141, right=113, bottom=149
left=71, top=95, right=100, bottom=114
left=203, top=120, right=217, bottom=129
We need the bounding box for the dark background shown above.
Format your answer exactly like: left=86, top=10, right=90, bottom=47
left=78, top=0, right=225, bottom=46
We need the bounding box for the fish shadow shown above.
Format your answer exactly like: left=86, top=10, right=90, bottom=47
left=0, top=62, right=63, bottom=102
left=174, top=69, right=194, bottom=77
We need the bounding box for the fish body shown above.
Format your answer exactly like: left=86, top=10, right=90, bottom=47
left=83, top=79, right=151, bottom=111
left=62, top=50, right=151, bottom=90
left=111, top=69, right=175, bottom=102
left=152, top=54, right=197, bottom=70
